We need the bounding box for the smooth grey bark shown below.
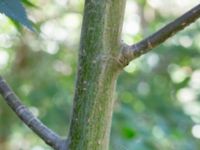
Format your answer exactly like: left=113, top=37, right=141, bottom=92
left=0, top=77, right=65, bottom=150
left=119, top=4, right=200, bottom=65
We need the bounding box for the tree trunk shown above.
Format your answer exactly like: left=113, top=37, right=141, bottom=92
left=0, top=1, right=200, bottom=150
left=68, top=0, right=126, bottom=149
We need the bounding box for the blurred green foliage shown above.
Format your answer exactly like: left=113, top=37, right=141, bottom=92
left=0, top=0, right=200, bottom=150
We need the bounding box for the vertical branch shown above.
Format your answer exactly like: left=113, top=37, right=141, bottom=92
left=68, top=0, right=126, bottom=149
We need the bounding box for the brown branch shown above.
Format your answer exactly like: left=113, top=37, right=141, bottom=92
left=0, top=76, right=67, bottom=150
left=119, top=3, right=200, bottom=66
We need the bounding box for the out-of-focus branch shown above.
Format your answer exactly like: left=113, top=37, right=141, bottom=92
left=0, top=76, right=67, bottom=150
left=119, top=4, right=200, bottom=66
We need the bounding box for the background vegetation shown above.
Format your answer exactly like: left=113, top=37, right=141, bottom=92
left=0, top=0, right=200, bottom=149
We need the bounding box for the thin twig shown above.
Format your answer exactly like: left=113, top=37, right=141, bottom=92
left=0, top=76, right=67, bottom=150
left=119, top=4, right=200, bottom=66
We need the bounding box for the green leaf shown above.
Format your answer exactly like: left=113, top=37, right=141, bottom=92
left=121, top=126, right=137, bottom=139
left=21, top=0, right=38, bottom=8
left=0, top=0, right=33, bottom=31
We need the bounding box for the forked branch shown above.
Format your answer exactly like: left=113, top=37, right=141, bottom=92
left=119, top=4, right=200, bottom=66
left=0, top=76, right=67, bottom=150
